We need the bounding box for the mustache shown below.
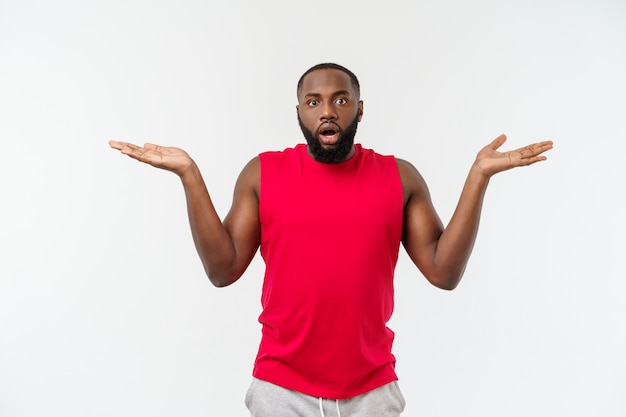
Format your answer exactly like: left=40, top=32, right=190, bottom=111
left=297, top=114, right=360, bottom=164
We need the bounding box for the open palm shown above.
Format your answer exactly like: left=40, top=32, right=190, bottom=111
left=109, top=140, right=195, bottom=177
left=474, top=134, right=553, bottom=177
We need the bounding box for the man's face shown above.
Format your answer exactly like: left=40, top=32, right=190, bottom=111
left=297, top=69, right=363, bottom=163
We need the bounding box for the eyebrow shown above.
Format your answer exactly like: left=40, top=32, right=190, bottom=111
left=303, top=90, right=353, bottom=99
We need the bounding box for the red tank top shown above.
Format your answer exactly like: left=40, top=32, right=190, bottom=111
left=253, top=144, right=404, bottom=399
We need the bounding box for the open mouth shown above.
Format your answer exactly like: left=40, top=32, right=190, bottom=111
left=318, top=127, right=340, bottom=145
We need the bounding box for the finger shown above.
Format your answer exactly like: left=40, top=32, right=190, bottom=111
left=489, top=134, right=507, bottom=150
left=114, top=143, right=156, bottom=164
left=120, top=143, right=144, bottom=156
left=535, top=140, right=554, bottom=154
left=517, top=140, right=554, bottom=158
left=144, top=142, right=160, bottom=151
left=509, top=144, right=550, bottom=165
left=517, top=155, right=548, bottom=166
left=108, top=139, right=166, bottom=168
left=109, top=140, right=127, bottom=150
left=109, top=140, right=143, bottom=154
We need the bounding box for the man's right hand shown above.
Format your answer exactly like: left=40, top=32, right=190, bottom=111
left=109, top=140, right=195, bottom=177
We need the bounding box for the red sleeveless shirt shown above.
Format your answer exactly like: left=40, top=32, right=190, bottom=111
left=253, top=144, right=404, bottom=399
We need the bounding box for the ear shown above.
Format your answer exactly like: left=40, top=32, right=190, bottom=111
left=357, top=100, right=364, bottom=122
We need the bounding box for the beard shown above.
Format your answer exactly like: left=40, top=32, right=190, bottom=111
left=298, top=113, right=359, bottom=164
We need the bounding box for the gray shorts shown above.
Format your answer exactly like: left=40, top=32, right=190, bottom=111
left=245, top=377, right=406, bottom=417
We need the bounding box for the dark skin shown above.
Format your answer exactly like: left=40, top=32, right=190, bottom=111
left=109, top=68, right=553, bottom=289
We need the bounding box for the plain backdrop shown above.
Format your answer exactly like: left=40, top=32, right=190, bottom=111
left=1, top=0, right=624, bottom=416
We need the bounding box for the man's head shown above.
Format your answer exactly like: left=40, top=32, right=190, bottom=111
left=297, top=63, right=361, bottom=101
left=296, top=63, right=363, bottom=164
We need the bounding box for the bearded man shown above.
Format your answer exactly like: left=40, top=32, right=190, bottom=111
left=110, top=62, right=553, bottom=416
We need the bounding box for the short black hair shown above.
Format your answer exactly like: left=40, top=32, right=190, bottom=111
left=297, top=63, right=360, bottom=100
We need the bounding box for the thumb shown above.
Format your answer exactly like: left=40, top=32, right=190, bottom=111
left=143, top=143, right=160, bottom=151
left=489, top=134, right=507, bottom=150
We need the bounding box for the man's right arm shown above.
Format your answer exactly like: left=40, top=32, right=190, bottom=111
left=109, top=141, right=261, bottom=287
left=181, top=157, right=261, bottom=287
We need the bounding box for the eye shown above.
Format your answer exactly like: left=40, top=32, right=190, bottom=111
left=307, top=99, right=318, bottom=106
left=335, top=98, right=348, bottom=105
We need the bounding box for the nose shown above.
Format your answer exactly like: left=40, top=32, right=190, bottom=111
left=320, top=101, right=337, bottom=121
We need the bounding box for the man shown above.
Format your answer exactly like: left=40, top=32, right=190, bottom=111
left=109, top=63, right=552, bottom=416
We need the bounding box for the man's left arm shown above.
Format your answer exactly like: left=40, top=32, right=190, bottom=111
left=400, top=134, right=553, bottom=290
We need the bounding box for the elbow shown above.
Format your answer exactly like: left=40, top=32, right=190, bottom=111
left=427, top=271, right=464, bottom=291
left=204, top=265, right=242, bottom=288
left=209, top=277, right=233, bottom=288
left=433, top=280, right=459, bottom=291
left=207, top=273, right=239, bottom=288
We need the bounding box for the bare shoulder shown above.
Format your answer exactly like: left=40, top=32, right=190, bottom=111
left=240, top=155, right=260, bottom=178
left=395, top=157, right=431, bottom=207
left=224, top=156, right=261, bottom=236
left=395, top=158, right=419, bottom=179
left=235, top=156, right=261, bottom=198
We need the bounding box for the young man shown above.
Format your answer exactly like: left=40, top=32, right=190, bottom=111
left=110, top=63, right=552, bottom=416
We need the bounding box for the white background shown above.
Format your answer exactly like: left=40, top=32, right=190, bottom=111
left=1, top=1, right=625, bottom=416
